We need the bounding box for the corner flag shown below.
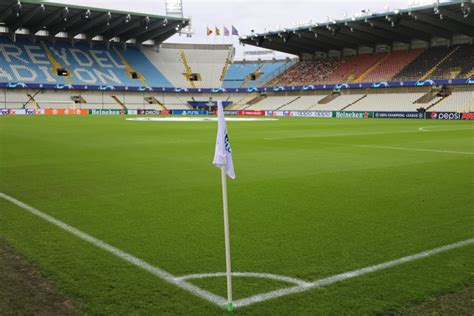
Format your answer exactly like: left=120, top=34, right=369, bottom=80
left=213, top=101, right=235, bottom=179
left=212, top=100, right=235, bottom=312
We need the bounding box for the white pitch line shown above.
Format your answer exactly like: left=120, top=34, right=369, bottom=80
left=0, top=192, right=227, bottom=308
left=419, top=126, right=474, bottom=132
left=263, top=127, right=442, bottom=140
left=176, top=272, right=309, bottom=286
left=263, top=131, right=395, bottom=140
left=265, top=125, right=474, bottom=140
left=2, top=192, right=473, bottom=310
left=127, top=117, right=278, bottom=122
left=355, top=144, right=474, bottom=156
left=233, top=238, right=474, bottom=308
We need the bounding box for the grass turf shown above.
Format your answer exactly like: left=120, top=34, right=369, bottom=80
left=0, top=115, right=473, bottom=314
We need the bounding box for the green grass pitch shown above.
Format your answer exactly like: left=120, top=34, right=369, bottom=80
left=0, top=115, right=473, bottom=314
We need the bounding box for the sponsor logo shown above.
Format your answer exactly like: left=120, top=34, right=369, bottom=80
left=334, top=83, right=350, bottom=89
left=138, top=109, right=161, bottom=115
left=170, top=110, right=208, bottom=115
left=432, top=112, right=461, bottom=120
left=415, top=80, right=435, bottom=86
left=239, top=110, right=264, bottom=116
left=462, top=113, right=474, bottom=120
left=224, top=110, right=238, bottom=116
left=335, top=111, right=372, bottom=119
left=90, top=109, right=124, bottom=115
left=6, top=82, right=27, bottom=88
left=290, top=111, right=332, bottom=118
left=211, top=88, right=226, bottom=93
left=138, top=86, right=153, bottom=92
left=374, top=112, right=424, bottom=119
left=372, top=82, right=389, bottom=88
left=266, top=111, right=290, bottom=117
left=55, top=84, right=73, bottom=90
left=98, top=85, right=115, bottom=91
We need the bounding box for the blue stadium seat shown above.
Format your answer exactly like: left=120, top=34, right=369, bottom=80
left=222, top=61, right=287, bottom=88
left=0, top=36, right=172, bottom=87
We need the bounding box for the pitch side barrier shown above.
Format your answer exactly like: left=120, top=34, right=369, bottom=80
left=2, top=109, right=473, bottom=120
left=1, top=78, right=473, bottom=94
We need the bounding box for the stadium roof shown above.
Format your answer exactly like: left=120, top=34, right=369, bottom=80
left=240, top=0, right=474, bottom=56
left=0, top=0, right=190, bottom=45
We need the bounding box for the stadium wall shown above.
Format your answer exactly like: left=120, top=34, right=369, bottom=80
left=1, top=107, right=473, bottom=121
left=1, top=85, right=472, bottom=114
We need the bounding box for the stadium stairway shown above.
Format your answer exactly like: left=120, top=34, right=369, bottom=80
left=242, top=94, right=267, bottom=109
left=275, top=96, right=301, bottom=110
left=219, top=49, right=233, bottom=82
left=112, top=47, right=147, bottom=87
left=318, top=93, right=340, bottom=104
left=25, top=92, right=41, bottom=109
left=425, top=94, right=451, bottom=111
left=414, top=90, right=439, bottom=104
left=352, top=54, right=390, bottom=83
left=144, top=96, right=167, bottom=110
left=340, top=94, right=367, bottom=111
left=419, top=46, right=460, bottom=81
left=228, top=93, right=261, bottom=109
left=240, top=64, right=264, bottom=88
left=111, top=96, right=127, bottom=110
left=179, top=50, right=196, bottom=88
left=40, top=40, right=73, bottom=85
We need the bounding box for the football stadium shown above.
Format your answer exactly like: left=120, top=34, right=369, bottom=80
left=0, top=0, right=473, bottom=314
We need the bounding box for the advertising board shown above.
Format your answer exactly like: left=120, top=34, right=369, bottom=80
left=334, top=111, right=373, bottom=119
left=373, top=112, right=424, bottom=119
left=429, top=112, right=462, bottom=120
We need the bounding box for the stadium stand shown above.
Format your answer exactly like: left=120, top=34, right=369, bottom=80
left=269, top=59, right=343, bottom=86
left=0, top=0, right=472, bottom=114
left=316, top=94, right=367, bottom=111
left=222, top=63, right=260, bottom=88
left=429, top=44, right=474, bottom=80
left=326, top=54, right=386, bottom=84
left=280, top=94, right=327, bottom=110
left=393, top=46, right=456, bottom=81
left=431, top=90, right=474, bottom=112
left=0, top=36, right=172, bottom=87
left=3, top=89, right=30, bottom=108
left=246, top=95, right=299, bottom=110
left=143, top=44, right=230, bottom=88
left=222, top=60, right=292, bottom=88
left=266, top=44, right=473, bottom=87
left=346, top=92, right=427, bottom=112
left=357, top=50, right=424, bottom=83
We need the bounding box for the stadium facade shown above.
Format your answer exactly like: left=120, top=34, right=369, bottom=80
left=0, top=0, right=472, bottom=117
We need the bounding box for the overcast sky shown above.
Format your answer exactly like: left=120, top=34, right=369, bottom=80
left=48, top=0, right=447, bottom=59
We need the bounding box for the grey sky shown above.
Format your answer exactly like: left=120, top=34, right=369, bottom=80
left=48, top=0, right=445, bottom=59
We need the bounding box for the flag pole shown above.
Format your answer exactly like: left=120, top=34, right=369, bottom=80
left=220, top=166, right=233, bottom=312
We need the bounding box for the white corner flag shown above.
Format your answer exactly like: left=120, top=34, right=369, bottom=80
left=213, top=101, right=235, bottom=179
left=212, top=101, right=235, bottom=312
